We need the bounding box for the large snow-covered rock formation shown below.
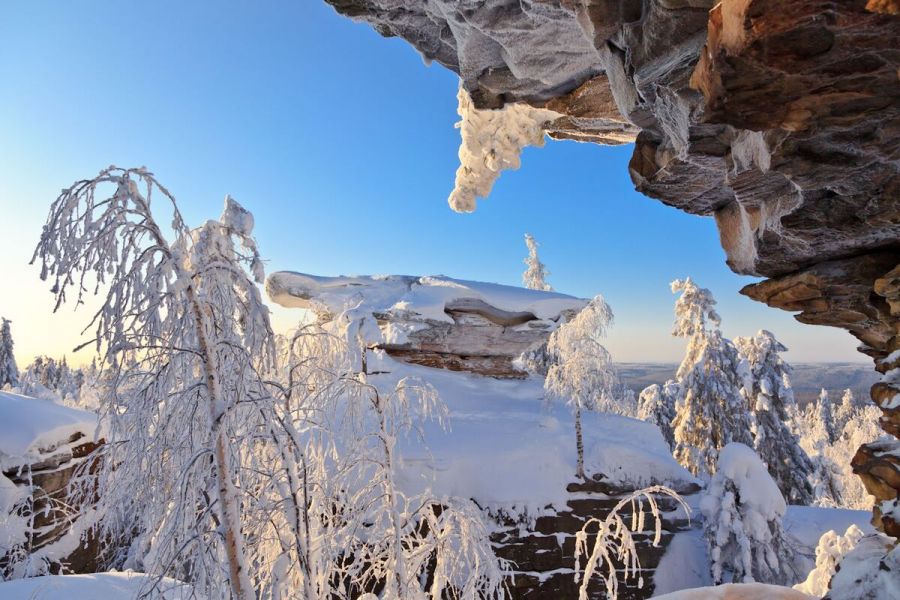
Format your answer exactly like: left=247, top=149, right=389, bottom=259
left=321, top=0, right=900, bottom=543
left=267, top=272, right=586, bottom=378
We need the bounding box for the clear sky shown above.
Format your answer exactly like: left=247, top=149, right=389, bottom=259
left=0, top=0, right=863, bottom=367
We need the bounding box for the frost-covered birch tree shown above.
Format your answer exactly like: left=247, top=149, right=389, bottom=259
left=701, top=443, right=799, bottom=586
left=335, top=374, right=508, bottom=599
left=0, top=318, right=19, bottom=388
left=522, top=233, right=552, bottom=291
left=734, top=330, right=814, bottom=505
left=263, top=318, right=509, bottom=599
left=544, top=295, right=618, bottom=479
left=637, top=381, right=678, bottom=450
left=32, top=167, right=272, bottom=600
left=669, top=279, right=753, bottom=478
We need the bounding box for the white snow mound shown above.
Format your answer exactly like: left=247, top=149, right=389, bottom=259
left=267, top=272, right=587, bottom=324
left=0, top=391, right=98, bottom=469
left=0, top=572, right=195, bottom=599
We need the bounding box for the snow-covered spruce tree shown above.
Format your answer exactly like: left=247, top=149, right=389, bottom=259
left=816, top=388, right=837, bottom=445
left=793, top=524, right=865, bottom=597
left=734, top=330, right=814, bottom=505
left=669, top=278, right=753, bottom=478
left=522, top=233, right=552, bottom=291
left=544, top=295, right=619, bottom=479
left=835, top=388, right=857, bottom=432
left=573, top=485, right=688, bottom=600
left=637, top=380, right=678, bottom=450
left=701, top=443, right=800, bottom=586
left=33, top=167, right=273, bottom=600
left=0, top=318, right=19, bottom=388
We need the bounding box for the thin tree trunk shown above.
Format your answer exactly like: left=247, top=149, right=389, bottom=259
left=188, top=290, right=255, bottom=600
left=375, top=391, right=407, bottom=599
left=575, top=406, right=585, bottom=480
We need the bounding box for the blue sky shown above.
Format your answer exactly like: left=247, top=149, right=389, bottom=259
left=0, top=0, right=862, bottom=364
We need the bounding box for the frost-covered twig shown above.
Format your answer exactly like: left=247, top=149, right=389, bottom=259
left=573, top=485, right=688, bottom=600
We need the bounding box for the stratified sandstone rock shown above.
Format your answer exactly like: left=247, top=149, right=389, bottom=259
left=266, top=271, right=586, bottom=378
left=0, top=393, right=103, bottom=575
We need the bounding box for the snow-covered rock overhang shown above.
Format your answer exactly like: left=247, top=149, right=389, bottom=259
left=266, top=271, right=587, bottom=377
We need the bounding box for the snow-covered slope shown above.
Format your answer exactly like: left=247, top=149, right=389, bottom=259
left=368, top=356, right=696, bottom=515
left=0, top=391, right=97, bottom=470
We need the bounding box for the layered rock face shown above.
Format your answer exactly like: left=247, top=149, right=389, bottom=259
left=325, top=0, right=900, bottom=539
left=494, top=477, right=699, bottom=600
left=0, top=393, right=103, bottom=576
left=266, top=271, right=585, bottom=378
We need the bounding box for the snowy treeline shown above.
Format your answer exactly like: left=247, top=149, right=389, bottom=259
left=794, top=388, right=883, bottom=510
left=23, top=167, right=509, bottom=599
left=10, top=356, right=99, bottom=409
left=668, top=278, right=754, bottom=479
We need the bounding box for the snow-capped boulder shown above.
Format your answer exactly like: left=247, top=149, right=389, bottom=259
left=267, top=272, right=587, bottom=378
left=0, top=392, right=101, bottom=576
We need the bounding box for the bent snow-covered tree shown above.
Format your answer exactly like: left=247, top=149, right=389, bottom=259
left=574, top=485, right=688, bottom=600
left=734, top=330, right=814, bottom=505
left=670, top=279, right=753, bottom=478
left=522, top=233, right=552, bottom=291
left=32, top=167, right=272, bottom=600
left=0, top=318, right=18, bottom=388
left=701, top=443, right=799, bottom=586
left=544, top=294, right=618, bottom=479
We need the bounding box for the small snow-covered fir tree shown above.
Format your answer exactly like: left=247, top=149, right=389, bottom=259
left=0, top=318, right=19, bottom=388
left=816, top=388, right=837, bottom=445
left=734, top=330, right=814, bottom=505
left=637, top=380, right=678, bottom=450
left=669, top=279, right=753, bottom=478
left=544, top=294, right=618, bottom=479
left=701, top=443, right=799, bottom=586
left=793, top=524, right=865, bottom=597
left=834, top=389, right=857, bottom=432
left=522, top=233, right=552, bottom=291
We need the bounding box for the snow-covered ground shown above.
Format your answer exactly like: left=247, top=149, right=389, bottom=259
left=652, top=504, right=873, bottom=596
left=365, top=356, right=696, bottom=516
left=0, top=572, right=194, bottom=599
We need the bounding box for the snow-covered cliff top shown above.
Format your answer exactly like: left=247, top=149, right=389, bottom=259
left=0, top=392, right=97, bottom=470
left=266, top=272, right=587, bottom=324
